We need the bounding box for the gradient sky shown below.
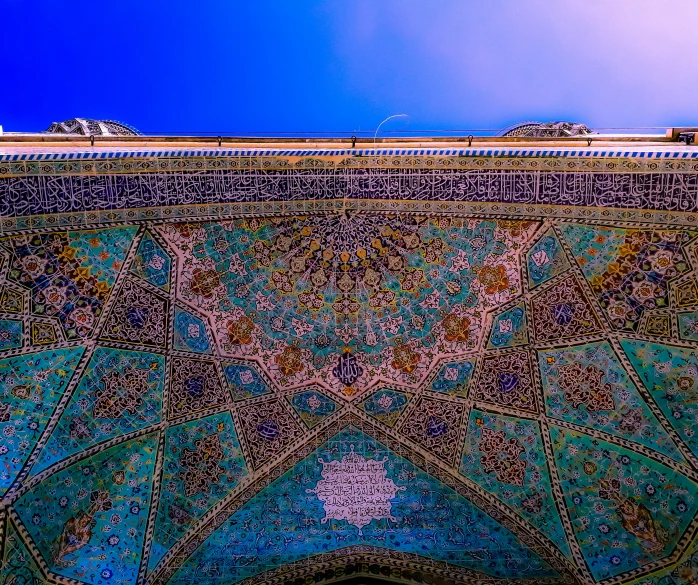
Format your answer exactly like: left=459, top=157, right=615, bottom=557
left=2, top=0, right=697, bottom=135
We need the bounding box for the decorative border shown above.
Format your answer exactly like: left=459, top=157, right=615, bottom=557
left=3, top=199, right=698, bottom=233
left=1, top=162, right=698, bottom=221
left=2, top=148, right=698, bottom=166
left=231, top=546, right=570, bottom=585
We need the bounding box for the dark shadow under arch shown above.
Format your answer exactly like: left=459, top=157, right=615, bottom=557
left=318, top=578, right=404, bottom=585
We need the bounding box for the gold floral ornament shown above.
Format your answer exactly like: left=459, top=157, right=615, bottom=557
left=583, top=461, right=597, bottom=475
left=477, top=265, right=510, bottom=295
left=172, top=222, right=202, bottom=239
left=53, top=491, right=112, bottom=566
left=442, top=313, right=470, bottom=342
left=227, top=315, right=255, bottom=345
left=189, top=268, right=220, bottom=298
left=391, top=343, right=421, bottom=374
left=275, top=344, right=304, bottom=377
left=598, top=478, right=667, bottom=552
left=496, top=219, right=535, bottom=238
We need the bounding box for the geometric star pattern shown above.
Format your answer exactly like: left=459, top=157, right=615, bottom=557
left=0, top=157, right=697, bottom=585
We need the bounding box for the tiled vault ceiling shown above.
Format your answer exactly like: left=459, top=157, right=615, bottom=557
left=0, top=146, right=697, bottom=585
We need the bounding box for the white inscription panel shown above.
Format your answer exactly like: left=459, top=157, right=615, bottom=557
left=307, top=445, right=405, bottom=534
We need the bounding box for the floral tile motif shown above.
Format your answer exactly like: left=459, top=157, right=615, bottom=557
left=15, top=433, right=158, bottom=584
left=148, top=411, right=247, bottom=573
left=0, top=286, right=24, bottom=314
left=527, top=228, right=570, bottom=289
left=677, top=311, right=698, bottom=341
left=0, top=347, right=85, bottom=492
left=222, top=361, right=271, bottom=402
left=32, top=346, right=164, bottom=475
left=461, top=409, right=571, bottom=559
left=0, top=319, right=23, bottom=351
left=538, top=341, right=685, bottom=464
left=129, top=231, right=171, bottom=291
left=4, top=227, right=138, bottom=339
left=168, top=357, right=227, bottom=419
left=622, top=540, right=698, bottom=585
left=159, top=216, right=537, bottom=398
left=621, top=339, right=698, bottom=459
left=531, top=275, right=602, bottom=342
left=0, top=522, right=51, bottom=585
left=550, top=426, right=698, bottom=581
left=672, top=277, right=698, bottom=308
left=99, top=278, right=169, bottom=348
left=559, top=224, right=694, bottom=331
left=286, top=388, right=339, bottom=429
left=172, top=427, right=556, bottom=585
left=357, top=388, right=412, bottom=427
left=173, top=306, right=213, bottom=354
left=487, top=303, right=528, bottom=349
left=427, top=358, right=475, bottom=396
left=4, top=202, right=698, bottom=585
left=640, top=312, right=672, bottom=338
left=472, top=351, right=537, bottom=412
left=398, top=397, right=465, bottom=465
left=236, top=398, right=305, bottom=470
left=30, top=321, right=58, bottom=345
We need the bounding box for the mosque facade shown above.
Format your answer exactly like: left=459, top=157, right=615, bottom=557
left=0, top=126, right=697, bottom=585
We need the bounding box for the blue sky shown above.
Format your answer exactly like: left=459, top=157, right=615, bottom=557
left=2, top=0, right=697, bottom=135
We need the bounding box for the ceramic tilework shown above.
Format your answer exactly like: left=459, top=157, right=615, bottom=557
left=0, top=319, right=23, bottom=350
left=0, top=521, right=51, bottom=585
left=625, top=539, right=698, bottom=584
left=0, top=347, right=85, bottom=492
left=428, top=359, right=475, bottom=396
left=222, top=362, right=271, bottom=401
left=550, top=426, right=698, bottom=581
left=286, top=389, right=339, bottom=429
left=148, top=411, right=247, bottom=572
left=31, top=346, right=164, bottom=475
left=0, top=155, right=697, bottom=585
left=621, top=340, right=698, bottom=460
left=357, top=388, right=412, bottom=427
left=677, top=312, right=698, bottom=342
left=129, top=231, right=171, bottom=292
left=3, top=227, right=137, bottom=339
left=158, top=216, right=533, bottom=399
left=461, top=409, right=572, bottom=560
left=527, top=228, right=570, bottom=289
left=3, top=160, right=698, bottom=222
left=487, top=302, right=528, bottom=349
left=168, top=428, right=557, bottom=585
left=538, top=341, right=685, bottom=464
left=173, top=306, right=213, bottom=354
left=15, top=433, right=159, bottom=584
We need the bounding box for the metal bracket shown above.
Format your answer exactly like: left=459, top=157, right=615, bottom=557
left=678, top=132, right=696, bottom=145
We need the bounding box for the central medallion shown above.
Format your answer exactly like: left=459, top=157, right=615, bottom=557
left=162, top=214, right=534, bottom=398
left=332, top=348, right=363, bottom=395
left=259, top=214, right=422, bottom=296
left=306, top=445, right=405, bottom=535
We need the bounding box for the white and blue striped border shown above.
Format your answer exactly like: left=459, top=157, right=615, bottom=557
left=1, top=147, right=698, bottom=162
